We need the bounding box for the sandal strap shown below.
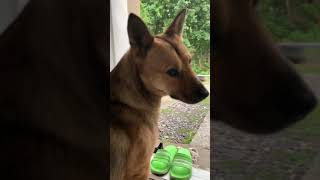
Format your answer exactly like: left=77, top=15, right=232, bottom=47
left=172, top=160, right=192, bottom=170
left=173, top=153, right=192, bottom=162
left=172, top=153, right=192, bottom=169
left=151, top=149, right=171, bottom=164
left=156, top=149, right=170, bottom=157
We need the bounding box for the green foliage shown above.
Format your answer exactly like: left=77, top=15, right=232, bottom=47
left=260, top=0, right=320, bottom=42
left=191, top=57, right=210, bottom=75
left=141, top=0, right=210, bottom=75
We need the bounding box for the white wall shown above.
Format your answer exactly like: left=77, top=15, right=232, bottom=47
left=110, top=0, right=130, bottom=71
left=1, top=0, right=130, bottom=71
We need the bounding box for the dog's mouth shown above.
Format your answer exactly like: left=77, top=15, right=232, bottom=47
left=170, top=94, right=179, bottom=100
left=170, top=89, right=209, bottom=104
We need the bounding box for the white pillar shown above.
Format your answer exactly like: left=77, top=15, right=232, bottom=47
left=110, top=0, right=130, bottom=71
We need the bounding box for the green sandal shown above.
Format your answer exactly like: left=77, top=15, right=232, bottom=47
left=150, top=145, right=178, bottom=175
left=170, top=148, right=193, bottom=180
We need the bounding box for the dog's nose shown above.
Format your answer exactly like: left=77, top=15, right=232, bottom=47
left=279, top=90, right=317, bottom=121
left=197, top=86, right=209, bottom=99
left=294, top=93, right=317, bottom=118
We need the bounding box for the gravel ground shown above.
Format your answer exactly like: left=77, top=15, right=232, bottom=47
left=158, top=99, right=210, bottom=144
left=212, top=121, right=317, bottom=180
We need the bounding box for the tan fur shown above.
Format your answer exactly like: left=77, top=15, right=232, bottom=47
left=110, top=10, right=208, bottom=180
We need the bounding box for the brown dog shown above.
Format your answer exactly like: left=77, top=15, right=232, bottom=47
left=213, top=0, right=317, bottom=133
left=110, top=10, right=209, bottom=180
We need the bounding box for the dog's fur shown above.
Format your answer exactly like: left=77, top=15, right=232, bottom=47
left=213, top=0, right=317, bottom=133
left=110, top=10, right=208, bottom=180
left=0, top=0, right=107, bottom=179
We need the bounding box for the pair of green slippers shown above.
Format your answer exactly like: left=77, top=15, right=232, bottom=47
left=150, top=145, right=192, bottom=180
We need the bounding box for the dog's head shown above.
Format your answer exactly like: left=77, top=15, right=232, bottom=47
left=127, top=9, right=209, bottom=104
left=213, top=0, right=317, bottom=134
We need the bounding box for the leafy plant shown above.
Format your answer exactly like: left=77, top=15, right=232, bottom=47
left=260, top=0, right=320, bottom=42
left=141, top=0, right=210, bottom=75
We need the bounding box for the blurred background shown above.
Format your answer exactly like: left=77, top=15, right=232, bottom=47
left=213, top=1, right=320, bottom=180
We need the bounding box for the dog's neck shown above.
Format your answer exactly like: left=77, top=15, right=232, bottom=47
left=110, top=51, right=161, bottom=113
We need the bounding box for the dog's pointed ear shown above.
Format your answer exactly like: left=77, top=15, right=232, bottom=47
left=127, top=14, right=154, bottom=50
left=165, top=9, right=187, bottom=36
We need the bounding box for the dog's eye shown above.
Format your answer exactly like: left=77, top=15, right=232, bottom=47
left=166, top=68, right=179, bottom=77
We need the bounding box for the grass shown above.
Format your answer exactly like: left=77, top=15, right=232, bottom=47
left=285, top=106, right=320, bottom=143
left=218, top=148, right=316, bottom=180
left=200, top=95, right=210, bottom=106
left=249, top=169, right=285, bottom=180
left=253, top=149, right=317, bottom=180
left=161, top=108, right=173, bottom=114
left=271, top=149, right=315, bottom=168
left=218, top=160, right=248, bottom=174
left=200, top=76, right=210, bottom=106
left=294, top=64, right=320, bottom=74
left=178, top=128, right=197, bottom=144
left=201, top=76, right=210, bottom=105
left=193, top=64, right=210, bottom=75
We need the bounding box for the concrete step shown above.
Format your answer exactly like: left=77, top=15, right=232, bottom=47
left=190, top=112, right=210, bottom=171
